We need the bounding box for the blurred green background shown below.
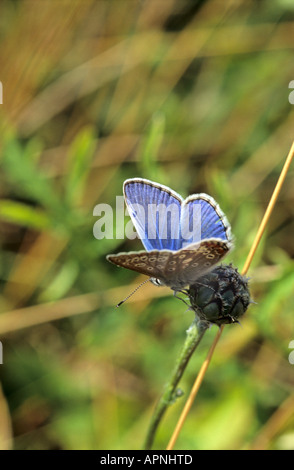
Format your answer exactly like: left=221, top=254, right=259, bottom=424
left=0, top=0, right=294, bottom=450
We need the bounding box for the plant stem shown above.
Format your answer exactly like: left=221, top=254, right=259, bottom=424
left=143, top=318, right=207, bottom=449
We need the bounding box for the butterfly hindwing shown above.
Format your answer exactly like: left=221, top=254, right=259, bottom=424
left=166, top=239, right=230, bottom=288
left=181, top=194, right=232, bottom=246
left=107, top=239, right=230, bottom=290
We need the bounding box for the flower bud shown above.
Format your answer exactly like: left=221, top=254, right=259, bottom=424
left=188, top=264, right=251, bottom=326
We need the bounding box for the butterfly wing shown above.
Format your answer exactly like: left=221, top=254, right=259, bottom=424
left=180, top=193, right=233, bottom=247
left=107, top=250, right=175, bottom=280
left=123, top=178, right=183, bottom=251
left=107, top=239, right=231, bottom=290
left=166, top=239, right=231, bottom=288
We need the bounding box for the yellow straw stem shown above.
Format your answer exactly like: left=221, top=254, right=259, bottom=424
left=166, top=141, right=294, bottom=450
left=241, top=140, right=294, bottom=276
left=166, top=325, right=224, bottom=450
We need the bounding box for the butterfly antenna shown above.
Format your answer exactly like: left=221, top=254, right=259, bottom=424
left=116, top=278, right=152, bottom=307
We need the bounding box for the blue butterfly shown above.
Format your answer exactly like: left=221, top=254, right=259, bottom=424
left=107, top=178, right=233, bottom=291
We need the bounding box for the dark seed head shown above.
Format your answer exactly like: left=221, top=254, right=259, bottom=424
left=188, top=264, right=252, bottom=326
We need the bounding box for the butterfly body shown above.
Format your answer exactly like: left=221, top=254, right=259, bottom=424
left=107, top=178, right=233, bottom=291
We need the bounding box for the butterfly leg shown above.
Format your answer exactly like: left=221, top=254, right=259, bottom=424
left=173, top=289, right=191, bottom=308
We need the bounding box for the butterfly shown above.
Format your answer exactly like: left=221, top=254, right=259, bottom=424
left=107, top=178, right=233, bottom=292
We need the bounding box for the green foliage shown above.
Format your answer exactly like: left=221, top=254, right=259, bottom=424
left=64, top=127, right=96, bottom=207
left=137, top=111, right=166, bottom=182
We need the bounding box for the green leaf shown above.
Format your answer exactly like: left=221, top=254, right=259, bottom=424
left=64, top=126, right=96, bottom=206
left=2, top=137, right=61, bottom=215
left=0, top=199, right=50, bottom=230
left=38, top=260, right=79, bottom=302
left=137, top=111, right=165, bottom=181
